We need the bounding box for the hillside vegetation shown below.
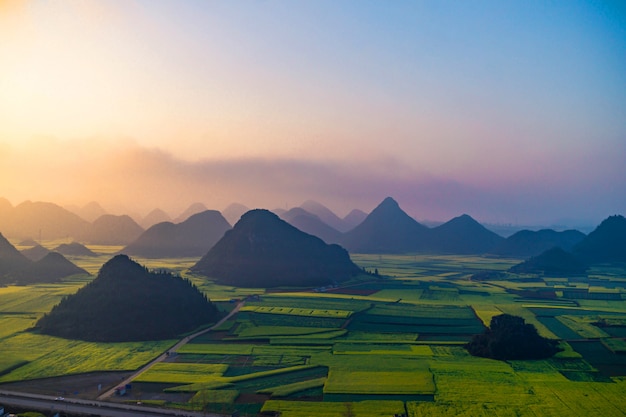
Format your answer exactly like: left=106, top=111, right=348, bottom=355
left=192, top=209, right=362, bottom=287
left=509, top=247, right=588, bottom=276
left=37, top=255, right=220, bottom=342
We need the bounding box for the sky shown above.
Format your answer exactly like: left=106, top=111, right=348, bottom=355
left=0, top=0, right=625, bottom=227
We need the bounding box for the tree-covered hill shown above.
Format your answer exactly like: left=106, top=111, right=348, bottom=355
left=574, top=215, right=626, bottom=263
left=9, top=252, right=88, bottom=284
left=36, top=255, right=221, bottom=342
left=509, top=247, right=588, bottom=276
left=2, top=234, right=87, bottom=285
left=191, top=209, right=362, bottom=288
left=0, top=232, right=32, bottom=276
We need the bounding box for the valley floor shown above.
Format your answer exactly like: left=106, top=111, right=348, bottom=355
left=2, top=249, right=626, bottom=416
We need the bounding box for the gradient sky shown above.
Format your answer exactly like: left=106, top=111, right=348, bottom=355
left=1, top=1, right=625, bottom=226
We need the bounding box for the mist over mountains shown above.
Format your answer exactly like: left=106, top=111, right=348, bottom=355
left=122, top=210, right=231, bottom=258
left=0, top=195, right=623, bottom=263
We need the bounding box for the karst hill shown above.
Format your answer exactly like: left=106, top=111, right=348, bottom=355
left=1, top=233, right=86, bottom=284
left=54, top=242, right=97, bottom=257
left=429, top=214, right=504, bottom=254
left=191, top=209, right=362, bottom=288
left=509, top=247, right=589, bottom=276
left=84, top=214, right=144, bottom=245
left=340, top=197, right=430, bottom=253
left=280, top=207, right=343, bottom=244
left=36, top=254, right=220, bottom=342
left=10, top=252, right=88, bottom=284
left=504, top=214, right=626, bottom=277
left=122, top=210, right=232, bottom=258
left=491, top=229, right=586, bottom=258
left=0, top=233, right=32, bottom=276
left=574, top=215, right=626, bottom=264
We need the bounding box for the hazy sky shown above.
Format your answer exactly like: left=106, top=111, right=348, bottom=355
left=1, top=1, right=624, bottom=226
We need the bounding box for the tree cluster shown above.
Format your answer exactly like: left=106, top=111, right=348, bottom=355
left=466, top=314, right=561, bottom=360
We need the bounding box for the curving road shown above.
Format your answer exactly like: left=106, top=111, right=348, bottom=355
left=0, top=389, right=223, bottom=417
left=97, top=300, right=245, bottom=401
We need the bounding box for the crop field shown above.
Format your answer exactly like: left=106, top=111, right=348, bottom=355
left=135, top=363, right=229, bottom=384
left=0, top=284, right=83, bottom=314
left=0, top=332, right=175, bottom=382
left=1, top=252, right=626, bottom=416
left=261, top=399, right=406, bottom=417
left=0, top=314, right=38, bottom=339
left=240, top=305, right=353, bottom=318
left=324, top=369, right=435, bottom=395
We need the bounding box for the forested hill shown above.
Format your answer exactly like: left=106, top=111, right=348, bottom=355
left=191, top=209, right=362, bottom=288
left=509, top=247, right=588, bottom=276
left=36, top=255, right=220, bottom=342
left=122, top=210, right=231, bottom=258
left=574, top=215, right=626, bottom=263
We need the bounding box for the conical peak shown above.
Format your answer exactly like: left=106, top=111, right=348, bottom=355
left=98, top=254, right=146, bottom=277
left=378, top=197, right=399, bottom=209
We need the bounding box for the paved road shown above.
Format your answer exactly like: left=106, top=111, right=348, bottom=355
left=97, top=301, right=245, bottom=401
left=0, top=390, right=223, bottom=417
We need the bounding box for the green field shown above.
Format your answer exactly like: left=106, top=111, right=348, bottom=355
left=1, top=251, right=626, bottom=416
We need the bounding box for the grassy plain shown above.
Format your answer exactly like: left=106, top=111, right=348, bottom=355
left=1, top=248, right=626, bottom=416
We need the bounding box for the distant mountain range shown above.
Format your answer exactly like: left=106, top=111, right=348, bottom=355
left=65, top=201, right=108, bottom=223
left=337, top=198, right=506, bottom=255
left=82, top=214, right=144, bottom=245
left=222, top=203, right=249, bottom=226
left=505, top=215, right=626, bottom=277
left=509, top=247, right=589, bottom=276
left=122, top=210, right=231, bottom=258
left=191, top=209, right=362, bottom=288
left=0, top=233, right=87, bottom=285
left=140, top=208, right=172, bottom=229
left=491, top=229, right=586, bottom=258
left=0, top=201, right=90, bottom=241
left=173, top=202, right=208, bottom=224
left=279, top=207, right=343, bottom=244
left=0, top=196, right=623, bottom=262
